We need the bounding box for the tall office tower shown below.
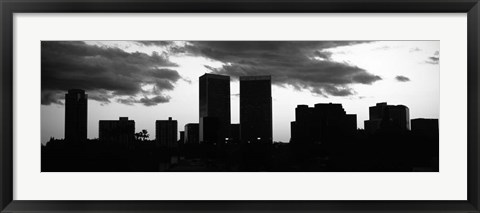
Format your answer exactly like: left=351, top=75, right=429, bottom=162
left=184, top=123, right=199, bottom=144
left=290, top=103, right=357, bottom=144
left=239, top=76, right=272, bottom=143
left=156, top=117, right=178, bottom=147
left=364, top=102, right=410, bottom=134
left=99, top=117, right=135, bottom=145
left=199, top=73, right=231, bottom=144
left=64, top=89, right=88, bottom=142
left=229, top=123, right=240, bottom=143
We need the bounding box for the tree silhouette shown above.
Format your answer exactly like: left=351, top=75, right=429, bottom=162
left=135, top=129, right=150, bottom=141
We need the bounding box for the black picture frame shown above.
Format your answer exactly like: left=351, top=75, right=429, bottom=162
left=1, top=0, right=479, bottom=212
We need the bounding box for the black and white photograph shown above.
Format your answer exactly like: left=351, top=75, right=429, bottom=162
left=41, top=40, right=440, bottom=172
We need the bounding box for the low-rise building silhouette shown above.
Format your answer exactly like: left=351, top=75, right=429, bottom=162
left=156, top=117, right=178, bottom=147
left=410, top=118, right=439, bottom=171
left=364, top=102, right=410, bottom=134
left=99, top=117, right=135, bottom=145
left=411, top=118, right=438, bottom=136
left=290, top=103, right=357, bottom=144
left=65, top=89, right=88, bottom=142
left=184, top=123, right=199, bottom=144
left=179, top=131, right=185, bottom=144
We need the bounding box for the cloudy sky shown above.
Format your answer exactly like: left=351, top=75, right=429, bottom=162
left=41, top=41, right=439, bottom=143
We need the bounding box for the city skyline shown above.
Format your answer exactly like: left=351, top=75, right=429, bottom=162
left=48, top=87, right=429, bottom=144
left=43, top=87, right=439, bottom=172
left=41, top=41, right=439, bottom=143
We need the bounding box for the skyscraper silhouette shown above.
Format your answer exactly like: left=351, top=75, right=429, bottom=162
left=229, top=123, right=240, bottom=143
left=156, top=117, right=178, bottom=147
left=239, top=76, right=272, bottom=143
left=64, top=89, right=87, bottom=142
left=364, top=102, right=410, bottom=134
left=199, top=73, right=231, bottom=144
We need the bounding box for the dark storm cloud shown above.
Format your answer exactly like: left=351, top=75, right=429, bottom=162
left=190, top=41, right=381, bottom=96
left=135, top=41, right=173, bottom=46
left=41, top=91, right=64, bottom=105
left=138, top=95, right=170, bottom=106
left=313, top=51, right=332, bottom=60
left=426, top=51, right=440, bottom=64
left=395, top=75, right=411, bottom=82
left=88, top=91, right=113, bottom=104
left=116, top=97, right=136, bottom=105
left=116, top=95, right=170, bottom=106
left=41, top=41, right=179, bottom=106
left=312, top=85, right=354, bottom=97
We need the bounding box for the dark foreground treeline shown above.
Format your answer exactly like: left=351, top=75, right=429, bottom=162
left=42, top=130, right=438, bottom=172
